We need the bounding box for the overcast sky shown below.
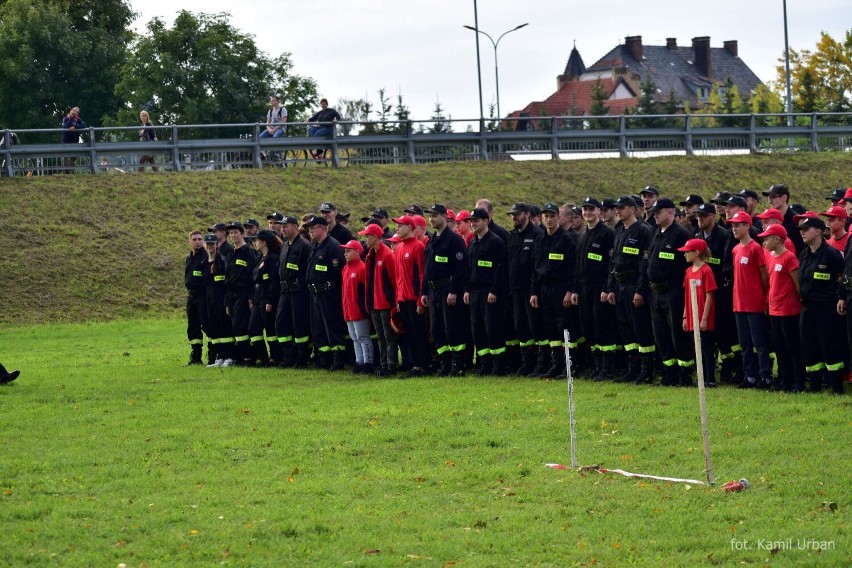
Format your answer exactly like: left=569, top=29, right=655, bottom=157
left=131, top=0, right=848, bottom=125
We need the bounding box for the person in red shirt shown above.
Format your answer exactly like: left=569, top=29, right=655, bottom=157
left=340, top=240, right=373, bottom=374
left=821, top=206, right=849, bottom=255
left=758, top=224, right=806, bottom=392
left=755, top=208, right=795, bottom=259
left=730, top=211, right=772, bottom=388
left=412, top=215, right=430, bottom=245
left=392, top=215, right=430, bottom=376
left=679, top=239, right=718, bottom=387
left=455, top=210, right=475, bottom=247
left=359, top=223, right=398, bottom=376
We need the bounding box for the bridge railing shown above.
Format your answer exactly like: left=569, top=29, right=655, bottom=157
left=2, top=113, right=850, bottom=176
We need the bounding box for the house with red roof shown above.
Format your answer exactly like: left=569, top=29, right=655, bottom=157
left=510, top=35, right=763, bottom=124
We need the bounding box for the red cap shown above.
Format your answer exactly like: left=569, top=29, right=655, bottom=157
left=727, top=211, right=752, bottom=225
left=843, top=188, right=852, bottom=201
left=388, top=233, right=403, bottom=243
left=455, top=210, right=472, bottom=221
left=340, top=239, right=363, bottom=253
left=757, top=224, right=787, bottom=239
left=446, top=208, right=456, bottom=221
left=412, top=215, right=427, bottom=228
left=357, top=224, right=384, bottom=238
left=793, top=211, right=820, bottom=223
left=677, top=238, right=708, bottom=253
left=391, top=215, right=416, bottom=226
left=754, top=208, right=783, bottom=222
left=821, top=205, right=848, bottom=219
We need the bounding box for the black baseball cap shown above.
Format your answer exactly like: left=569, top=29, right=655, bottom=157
left=303, top=215, right=328, bottom=227
left=226, top=221, right=245, bottom=232
left=208, top=222, right=228, bottom=232
left=570, top=205, right=582, bottom=215
left=541, top=202, right=560, bottom=214
left=203, top=234, right=218, bottom=244
left=602, top=198, right=617, bottom=209
left=828, top=188, right=846, bottom=201
left=280, top=215, right=299, bottom=225
left=798, top=217, right=826, bottom=231
left=582, top=197, right=602, bottom=209
left=695, top=203, right=717, bottom=216
left=470, top=207, right=490, bottom=220
left=709, top=191, right=732, bottom=204
left=679, top=194, right=704, bottom=206
left=244, top=218, right=260, bottom=228
left=725, top=195, right=748, bottom=208
left=426, top=204, right=449, bottom=215
left=529, top=205, right=541, bottom=216
left=267, top=212, right=285, bottom=223
left=762, top=184, right=790, bottom=197
left=404, top=204, right=424, bottom=216
left=647, top=198, right=676, bottom=214
left=640, top=185, right=659, bottom=196
left=507, top=203, right=531, bottom=215
left=739, top=189, right=759, bottom=201
left=318, top=202, right=336, bottom=212
left=614, top=195, right=637, bottom=208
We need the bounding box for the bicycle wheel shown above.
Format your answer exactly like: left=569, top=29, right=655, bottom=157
left=284, top=149, right=310, bottom=167
left=321, top=147, right=351, bottom=167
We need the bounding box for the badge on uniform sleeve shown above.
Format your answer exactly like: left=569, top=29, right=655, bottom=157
left=332, top=258, right=339, bottom=267
left=456, top=252, right=464, bottom=260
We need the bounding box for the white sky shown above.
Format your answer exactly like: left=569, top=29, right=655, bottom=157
left=131, top=0, right=849, bottom=125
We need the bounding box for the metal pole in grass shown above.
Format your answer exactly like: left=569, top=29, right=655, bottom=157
left=689, top=279, right=715, bottom=485
left=563, top=329, right=576, bottom=468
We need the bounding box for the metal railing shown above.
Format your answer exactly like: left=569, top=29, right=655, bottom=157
left=2, top=112, right=850, bottom=176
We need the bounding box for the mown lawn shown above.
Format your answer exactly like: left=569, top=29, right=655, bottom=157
left=0, top=319, right=848, bottom=566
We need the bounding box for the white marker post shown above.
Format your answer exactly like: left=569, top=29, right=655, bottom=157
left=689, top=279, right=715, bottom=486
left=563, top=329, right=576, bottom=468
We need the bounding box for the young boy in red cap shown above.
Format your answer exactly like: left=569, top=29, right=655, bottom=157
left=821, top=206, right=850, bottom=254
left=341, top=239, right=373, bottom=373
left=679, top=238, right=718, bottom=386
left=759, top=223, right=806, bottom=392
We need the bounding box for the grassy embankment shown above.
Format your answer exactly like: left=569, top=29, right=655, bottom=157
left=1, top=153, right=851, bottom=325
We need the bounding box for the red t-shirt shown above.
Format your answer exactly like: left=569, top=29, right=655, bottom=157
left=394, top=237, right=425, bottom=303
left=732, top=239, right=767, bottom=312
left=828, top=232, right=849, bottom=255
left=683, top=263, right=717, bottom=331
left=342, top=259, right=368, bottom=321
left=766, top=249, right=800, bottom=316
left=763, top=238, right=795, bottom=264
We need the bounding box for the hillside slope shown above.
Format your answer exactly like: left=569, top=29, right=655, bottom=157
left=1, top=154, right=850, bottom=324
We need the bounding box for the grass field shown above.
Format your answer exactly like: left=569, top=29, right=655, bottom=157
left=1, top=320, right=848, bottom=566
left=1, top=154, right=852, bottom=325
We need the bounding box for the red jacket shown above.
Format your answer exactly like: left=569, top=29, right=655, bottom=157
left=342, top=259, right=369, bottom=321
left=394, top=237, right=425, bottom=304
left=365, top=242, right=396, bottom=310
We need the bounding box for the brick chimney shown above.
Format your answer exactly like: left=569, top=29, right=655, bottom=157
left=666, top=38, right=677, bottom=50
left=625, top=35, right=643, bottom=61
left=723, top=40, right=738, bottom=57
left=692, top=36, right=712, bottom=78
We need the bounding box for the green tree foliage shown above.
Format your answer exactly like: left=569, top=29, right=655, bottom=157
left=394, top=93, right=410, bottom=134
left=114, top=11, right=316, bottom=135
left=749, top=84, right=785, bottom=126
left=632, top=75, right=665, bottom=127
left=428, top=100, right=452, bottom=134
left=587, top=78, right=610, bottom=129
left=775, top=30, right=852, bottom=114
left=0, top=0, right=134, bottom=131
left=376, top=88, right=393, bottom=133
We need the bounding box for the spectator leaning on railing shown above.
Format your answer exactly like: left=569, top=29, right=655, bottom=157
left=61, top=106, right=86, bottom=170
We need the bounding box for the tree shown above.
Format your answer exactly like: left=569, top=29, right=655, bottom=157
left=393, top=92, right=410, bottom=134
left=0, top=0, right=135, bottom=132
left=376, top=88, right=393, bottom=133
left=775, top=30, right=852, bottom=114
left=114, top=11, right=316, bottom=137
left=632, top=75, right=666, bottom=128
left=428, top=100, right=452, bottom=134
left=587, top=78, right=610, bottom=129
left=748, top=84, right=784, bottom=126
left=336, top=98, right=369, bottom=136
left=486, top=101, right=499, bottom=132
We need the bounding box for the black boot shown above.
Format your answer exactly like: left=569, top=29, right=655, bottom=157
left=679, top=365, right=694, bottom=387
left=448, top=352, right=465, bottom=377
left=476, top=354, right=493, bottom=376
left=280, top=344, right=297, bottom=368
left=268, top=339, right=283, bottom=365
left=530, top=347, right=551, bottom=377
left=592, top=353, right=611, bottom=382
left=504, top=346, right=520, bottom=375
left=544, top=348, right=566, bottom=378
left=251, top=340, right=269, bottom=365
left=491, top=353, right=506, bottom=376
left=436, top=352, right=453, bottom=376
left=186, top=344, right=203, bottom=366
left=329, top=350, right=346, bottom=371
left=807, top=370, right=823, bottom=392
left=206, top=342, right=216, bottom=366
left=827, top=370, right=844, bottom=394
left=660, top=364, right=678, bottom=386
left=617, top=355, right=641, bottom=383
left=517, top=348, right=537, bottom=376
left=634, top=355, right=655, bottom=384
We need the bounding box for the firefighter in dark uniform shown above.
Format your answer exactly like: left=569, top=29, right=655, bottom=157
left=639, top=186, right=659, bottom=229
left=209, top=222, right=234, bottom=259
left=421, top=204, right=468, bottom=376
left=248, top=230, right=283, bottom=365
left=203, top=234, right=233, bottom=366
left=185, top=230, right=208, bottom=365
left=304, top=215, right=348, bottom=370
left=572, top=197, right=617, bottom=379
left=645, top=199, right=694, bottom=386
left=464, top=208, right=509, bottom=375
left=678, top=194, right=704, bottom=235
left=318, top=202, right=354, bottom=245
left=695, top=203, right=732, bottom=383
left=506, top=203, right=543, bottom=374
left=224, top=221, right=257, bottom=365
left=605, top=196, right=655, bottom=383
left=276, top=216, right=313, bottom=368
left=530, top=203, right=577, bottom=378
left=797, top=215, right=846, bottom=393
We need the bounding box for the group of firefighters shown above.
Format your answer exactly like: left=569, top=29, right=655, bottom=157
left=183, top=185, right=852, bottom=393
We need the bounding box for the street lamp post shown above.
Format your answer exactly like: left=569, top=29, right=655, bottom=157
left=464, top=22, right=529, bottom=124
left=782, top=0, right=793, bottom=128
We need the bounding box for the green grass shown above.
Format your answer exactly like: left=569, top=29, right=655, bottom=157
left=1, top=319, right=848, bottom=566
left=1, top=154, right=852, bottom=325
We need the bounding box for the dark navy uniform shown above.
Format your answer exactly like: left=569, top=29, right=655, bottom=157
left=329, top=223, right=354, bottom=247
left=306, top=234, right=347, bottom=368
left=204, top=250, right=233, bottom=363
left=276, top=232, right=312, bottom=367
left=798, top=239, right=846, bottom=392
left=248, top=251, right=281, bottom=364
left=574, top=220, right=617, bottom=377
left=185, top=248, right=208, bottom=363
left=466, top=229, right=508, bottom=374
left=423, top=226, right=468, bottom=374
left=606, top=216, right=654, bottom=382
left=507, top=220, right=543, bottom=373
left=225, top=243, right=257, bottom=362
left=646, top=218, right=694, bottom=385
left=530, top=226, right=577, bottom=377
